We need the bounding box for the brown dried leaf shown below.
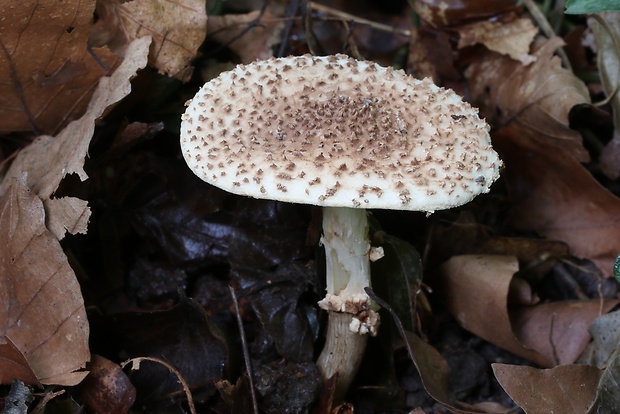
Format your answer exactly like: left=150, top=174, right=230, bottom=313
left=466, top=36, right=591, bottom=161
left=0, top=36, right=151, bottom=239
left=0, top=0, right=118, bottom=135
left=93, top=0, right=207, bottom=81
left=492, top=363, right=601, bottom=414
left=208, top=10, right=283, bottom=64
left=440, top=254, right=619, bottom=366
left=413, top=0, right=516, bottom=28
left=0, top=176, right=89, bottom=386
left=457, top=18, right=538, bottom=65
left=512, top=299, right=619, bottom=366
left=494, top=126, right=620, bottom=277
left=591, top=13, right=620, bottom=179
left=439, top=254, right=548, bottom=366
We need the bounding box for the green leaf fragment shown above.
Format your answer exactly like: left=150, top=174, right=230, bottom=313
left=565, top=0, right=620, bottom=14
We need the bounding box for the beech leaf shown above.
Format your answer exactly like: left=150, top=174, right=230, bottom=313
left=0, top=176, right=89, bottom=386
left=93, top=0, right=207, bottom=81
left=493, top=363, right=601, bottom=414
left=0, top=0, right=119, bottom=135
left=466, top=36, right=591, bottom=161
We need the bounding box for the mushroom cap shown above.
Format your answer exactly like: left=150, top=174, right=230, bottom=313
left=180, top=54, right=501, bottom=212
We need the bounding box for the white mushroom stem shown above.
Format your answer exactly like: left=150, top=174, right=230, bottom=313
left=316, top=207, right=380, bottom=399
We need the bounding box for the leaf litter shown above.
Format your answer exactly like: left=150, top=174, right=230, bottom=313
left=2, top=1, right=620, bottom=413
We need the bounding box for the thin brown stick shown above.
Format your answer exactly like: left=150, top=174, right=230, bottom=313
left=121, top=356, right=196, bottom=414
left=309, top=1, right=411, bottom=37
left=31, top=390, right=65, bottom=414
left=229, top=285, right=259, bottom=414
left=522, top=0, right=572, bottom=70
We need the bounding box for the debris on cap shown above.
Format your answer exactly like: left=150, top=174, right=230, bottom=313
left=180, top=54, right=502, bottom=213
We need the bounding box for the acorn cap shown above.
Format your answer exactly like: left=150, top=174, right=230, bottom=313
left=180, top=54, right=501, bottom=212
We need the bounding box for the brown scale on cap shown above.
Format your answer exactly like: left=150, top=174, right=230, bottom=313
left=181, top=54, right=501, bottom=212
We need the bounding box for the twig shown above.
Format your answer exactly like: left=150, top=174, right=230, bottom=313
left=309, top=1, right=411, bottom=38
left=30, top=390, right=65, bottom=414
left=121, top=356, right=196, bottom=414
left=229, top=285, right=259, bottom=414
left=522, top=0, right=572, bottom=70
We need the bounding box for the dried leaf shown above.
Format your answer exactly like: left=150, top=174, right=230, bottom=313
left=466, top=36, right=591, bottom=161
left=44, top=197, right=90, bottom=240
left=440, top=255, right=619, bottom=367
left=493, top=363, right=601, bottom=414
left=413, top=0, right=516, bottom=28
left=457, top=18, right=538, bottom=65
left=512, top=299, right=618, bottom=366
left=494, top=125, right=620, bottom=277
left=93, top=0, right=207, bottom=81
left=0, top=36, right=151, bottom=239
left=0, top=176, right=89, bottom=386
left=0, top=0, right=118, bottom=135
left=579, top=310, right=620, bottom=368
left=208, top=10, right=283, bottom=63
left=439, top=255, right=548, bottom=366
left=591, top=13, right=620, bottom=179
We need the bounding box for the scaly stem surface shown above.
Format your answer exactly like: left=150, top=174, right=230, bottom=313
left=316, top=207, right=379, bottom=400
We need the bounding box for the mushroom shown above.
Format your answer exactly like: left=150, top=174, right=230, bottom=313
left=179, top=54, right=502, bottom=398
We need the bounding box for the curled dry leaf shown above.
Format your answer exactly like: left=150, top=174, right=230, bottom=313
left=457, top=18, right=538, bottom=65
left=493, top=363, right=601, bottom=414
left=0, top=36, right=152, bottom=240
left=466, top=36, right=591, bottom=162
left=579, top=309, right=620, bottom=368
left=439, top=254, right=548, bottom=366
left=0, top=37, right=150, bottom=386
left=0, top=0, right=118, bottom=135
left=208, top=10, right=283, bottom=64
left=512, top=299, right=618, bottom=366
left=0, top=176, right=89, bottom=386
left=439, top=254, right=618, bottom=367
left=93, top=0, right=207, bottom=81
left=494, top=125, right=620, bottom=277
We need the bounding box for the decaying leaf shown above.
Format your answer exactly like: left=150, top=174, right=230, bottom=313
left=208, top=10, right=283, bottom=63
left=0, top=0, right=118, bottom=135
left=466, top=36, right=591, bottom=161
left=0, top=37, right=150, bottom=387
left=579, top=309, right=620, bottom=368
left=0, top=36, right=152, bottom=240
left=591, top=13, right=620, bottom=179
left=512, top=299, right=618, bottom=366
left=92, top=0, right=207, bottom=81
left=439, top=254, right=618, bottom=366
left=439, top=255, right=548, bottom=366
left=457, top=18, right=538, bottom=65
left=0, top=176, right=89, bottom=386
left=494, top=126, right=620, bottom=277
left=493, top=363, right=601, bottom=414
